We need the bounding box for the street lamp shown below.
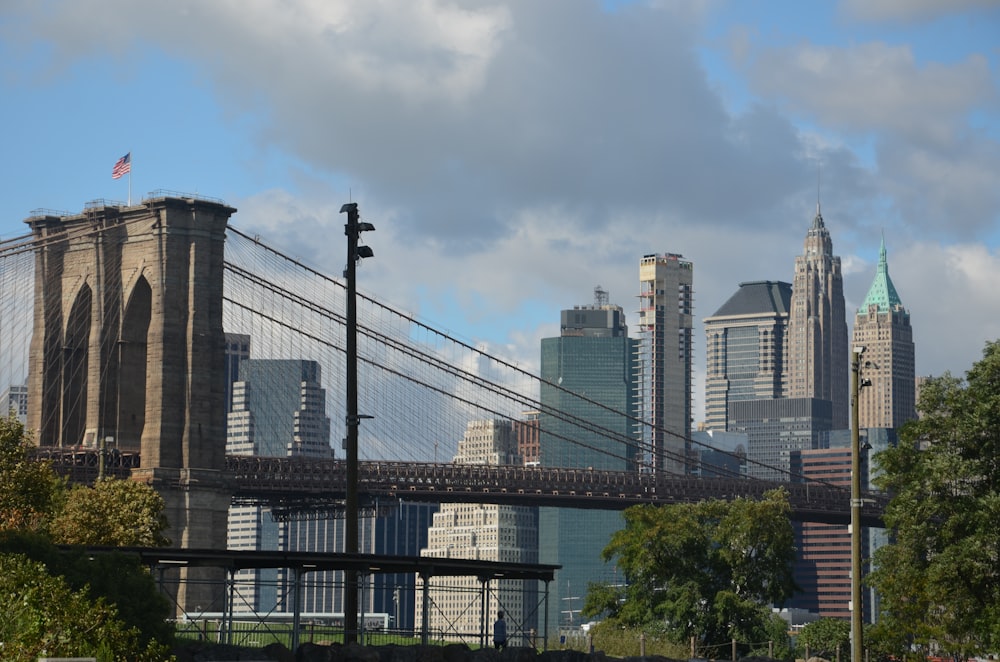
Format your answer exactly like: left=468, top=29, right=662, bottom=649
left=342, top=202, right=374, bottom=644
left=850, top=346, right=865, bottom=662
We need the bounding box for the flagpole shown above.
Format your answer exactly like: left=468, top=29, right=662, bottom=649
left=128, top=153, right=132, bottom=206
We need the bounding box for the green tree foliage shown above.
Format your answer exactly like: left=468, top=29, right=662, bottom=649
left=797, top=617, right=850, bottom=659
left=0, top=553, right=171, bottom=661
left=0, top=531, right=175, bottom=647
left=0, top=415, right=175, bottom=657
left=584, top=488, right=796, bottom=655
left=50, top=477, right=171, bottom=546
left=0, top=415, right=65, bottom=533
left=870, top=340, right=1000, bottom=658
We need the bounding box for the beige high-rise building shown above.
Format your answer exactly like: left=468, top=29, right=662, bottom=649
left=416, top=420, right=538, bottom=644
left=852, top=237, right=916, bottom=429
left=637, top=253, right=694, bottom=473
left=787, top=206, right=849, bottom=429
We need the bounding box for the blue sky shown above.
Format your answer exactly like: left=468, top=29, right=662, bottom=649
left=2, top=0, right=998, bottom=420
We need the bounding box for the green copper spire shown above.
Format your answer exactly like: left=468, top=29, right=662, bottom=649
left=860, top=233, right=903, bottom=313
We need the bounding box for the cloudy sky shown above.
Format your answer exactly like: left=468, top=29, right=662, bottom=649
left=2, top=0, right=998, bottom=421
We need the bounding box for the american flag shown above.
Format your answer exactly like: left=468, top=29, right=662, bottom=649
left=112, top=153, right=131, bottom=179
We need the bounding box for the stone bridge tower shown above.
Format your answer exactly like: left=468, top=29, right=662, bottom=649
left=26, top=194, right=235, bottom=605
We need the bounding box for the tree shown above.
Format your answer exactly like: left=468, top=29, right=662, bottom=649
left=0, top=415, right=65, bottom=533
left=50, top=477, right=171, bottom=546
left=0, top=553, right=171, bottom=661
left=0, top=530, right=176, bottom=648
left=0, top=415, right=174, bottom=653
left=870, top=340, right=1000, bottom=659
left=584, top=488, right=796, bottom=655
left=797, top=617, right=850, bottom=659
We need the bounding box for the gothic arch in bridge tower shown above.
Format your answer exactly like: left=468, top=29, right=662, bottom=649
left=118, top=274, right=151, bottom=451
left=62, top=283, right=92, bottom=449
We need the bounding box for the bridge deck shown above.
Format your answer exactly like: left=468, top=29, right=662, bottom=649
left=34, top=449, right=886, bottom=527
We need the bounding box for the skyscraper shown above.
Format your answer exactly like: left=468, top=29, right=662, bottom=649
left=637, top=254, right=694, bottom=473
left=538, top=289, right=638, bottom=634
left=226, top=359, right=335, bottom=612
left=730, top=397, right=832, bottom=481
left=539, top=289, right=638, bottom=470
left=417, top=419, right=538, bottom=643
left=852, top=237, right=916, bottom=429
left=787, top=206, right=849, bottom=429
left=703, top=281, right=792, bottom=431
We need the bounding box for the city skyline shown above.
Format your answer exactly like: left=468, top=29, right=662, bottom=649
left=1, top=1, right=998, bottom=424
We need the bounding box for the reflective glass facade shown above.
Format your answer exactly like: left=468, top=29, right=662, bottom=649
left=538, top=302, right=638, bottom=635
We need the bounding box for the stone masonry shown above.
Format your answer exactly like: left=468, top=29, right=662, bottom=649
left=25, top=195, right=236, bottom=610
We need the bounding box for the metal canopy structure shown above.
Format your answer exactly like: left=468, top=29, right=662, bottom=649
left=72, top=546, right=559, bottom=650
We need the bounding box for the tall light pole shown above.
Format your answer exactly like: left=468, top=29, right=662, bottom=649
left=850, top=346, right=865, bottom=662
left=342, top=202, right=374, bottom=644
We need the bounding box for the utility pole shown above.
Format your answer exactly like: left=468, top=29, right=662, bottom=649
left=342, top=202, right=374, bottom=644
left=850, top=346, right=865, bottom=662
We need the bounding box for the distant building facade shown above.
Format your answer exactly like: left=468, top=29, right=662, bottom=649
left=371, top=501, right=437, bottom=633
left=1, top=384, right=28, bottom=424
left=787, top=206, right=849, bottom=429
left=703, top=281, right=792, bottom=431
left=788, top=430, right=884, bottom=623
left=417, top=419, right=538, bottom=643
left=729, top=397, right=832, bottom=481
left=539, top=290, right=638, bottom=634
left=637, top=255, right=694, bottom=474
left=539, top=290, right=638, bottom=471
left=225, top=359, right=338, bottom=612
left=224, top=333, right=251, bottom=416
left=516, top=410, right=540, bottom=466
left=852, top=237, right=916, bottom=429
left=690, top=428, right=747, bottom=478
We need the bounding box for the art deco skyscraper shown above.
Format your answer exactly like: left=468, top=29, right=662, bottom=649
left=637, top=254, right=694, bottom=473
left=787, top=206, right=849, bottom=429
left=852, top=237, right=915, bottom=429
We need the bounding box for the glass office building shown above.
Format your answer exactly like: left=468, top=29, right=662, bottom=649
left=538, top=290, right=639, bottom=635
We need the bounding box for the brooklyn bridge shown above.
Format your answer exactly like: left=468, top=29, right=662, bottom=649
left=0, top=192, right=886, bottom=530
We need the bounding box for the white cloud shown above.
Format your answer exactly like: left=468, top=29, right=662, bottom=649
left=738, top=36, right=1000, bottom=238
left=12, top=0, right=856, bottom=245
left=840, top=0, right=1000, bottom=23
left=744, top=42, right=993, bottom=140
left=878, top=131, right=1000, bottom=239
left=874, top=240, right=1000, bottom=378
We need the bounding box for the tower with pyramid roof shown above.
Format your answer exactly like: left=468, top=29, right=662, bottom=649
left=852, top=236, right=916, bottom=429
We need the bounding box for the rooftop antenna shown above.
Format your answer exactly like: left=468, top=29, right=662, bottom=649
left=594, top=285, right=609, bottom=307
left=817, top=166, right=822, bottom=216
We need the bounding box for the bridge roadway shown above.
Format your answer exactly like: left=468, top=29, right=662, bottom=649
left=227, top=456, right=886, bottom=527
left=35, top=448, right=887, bottom=527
